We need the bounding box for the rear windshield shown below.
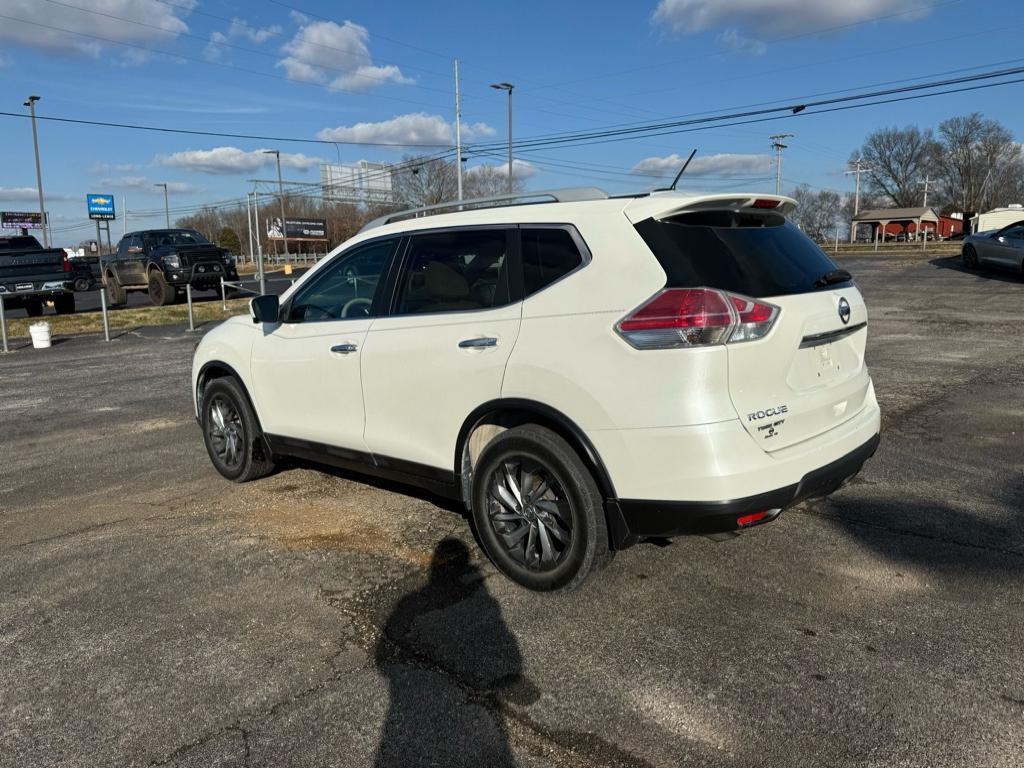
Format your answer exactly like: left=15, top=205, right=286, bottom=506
left=0, top=236, right=43, bottom=252
left=634, top=210, right=846, bottom=297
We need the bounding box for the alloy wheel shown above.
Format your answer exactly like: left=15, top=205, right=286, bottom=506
left=208, top=396, right=244, bottom=469
left=488, top=458, right=573, bottom=571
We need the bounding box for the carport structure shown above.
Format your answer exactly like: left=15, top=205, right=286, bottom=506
left=851, top=206, right=939, bottom=243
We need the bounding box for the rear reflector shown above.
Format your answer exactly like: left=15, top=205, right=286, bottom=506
left=736, top=510, right=768, bottom=527
left=616, top=288, right=779, bottom=350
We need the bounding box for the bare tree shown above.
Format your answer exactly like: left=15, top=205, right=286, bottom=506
left=392, top=156, right=457, bottom=207
left=933, top=113, right=1024, bottom=213
left=853, top=125, right=937, bottom=207
left=463, top=164, right=525, bottom=199
left=789, top=184, right=842, bottom=242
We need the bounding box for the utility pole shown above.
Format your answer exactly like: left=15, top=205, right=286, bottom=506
left=24, top=95, right=48, bottom=247
left=920, top=174, right=931, bottom=207
left=454, top=59, right=463, bottom=201
left=770, top=133, right=793, bottom=196
left=491, top=82, right=515, bottom=195
left=844, top=159, right=872, bottom=242
left=154, top=183, right=170, bottom=228
left=263, top=150, right=290, bottom=261
left=246, top=192, right=254, bottom=265
left=253, top=188, right=265, bottom=295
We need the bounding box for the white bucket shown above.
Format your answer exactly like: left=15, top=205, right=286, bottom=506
left=29, top=321, right=52, bottom=349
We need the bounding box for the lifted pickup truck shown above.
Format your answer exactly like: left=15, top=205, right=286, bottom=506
left=105, top=229, right=239, bottom=306
left=0, top=235, right=76, bottom=316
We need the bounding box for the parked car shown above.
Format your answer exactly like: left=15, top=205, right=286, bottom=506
left=0, top=235, right=76, bottom=315
left=961, top=221, right=1024, bottom=273
left=105, top=229, right=239, bottom=306
left=192, top=189, right=881, bottom=591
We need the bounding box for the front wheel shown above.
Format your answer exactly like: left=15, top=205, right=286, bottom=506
left=963, top=244, right=979, bottom=269
left=104, top=273, right=126, bottom=306
left=148, top=270, right=176, bottom=306
left=471, top=425, right=611, bottom=591
left=200, top=377, right=275, bottom=483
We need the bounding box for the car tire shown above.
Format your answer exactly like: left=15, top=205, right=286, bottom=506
left=53, top=293, right=76, bottom=315
left=148, top=270, right=175, bottom=307
left=200, top=377, right=275, bottom=483
left=470, top=424, right=612, bottom=591
left=104, top=273, right=126, bottom=306
left=963, top=245, right=979, bottom=269
left=24, top=298, right=44, bottom=317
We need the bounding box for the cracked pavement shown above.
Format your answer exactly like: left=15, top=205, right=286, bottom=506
left=1, top=252, right=1022, bottom=767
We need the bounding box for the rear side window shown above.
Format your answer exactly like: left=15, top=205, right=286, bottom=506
left=634, top=211, right=844, bottom=297
left=393, top=229, right=510, bottom=315
left=521, top=227, right=584, bottom=296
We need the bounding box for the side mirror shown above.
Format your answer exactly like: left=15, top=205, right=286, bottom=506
left=250, top=294, right=280, bottom=324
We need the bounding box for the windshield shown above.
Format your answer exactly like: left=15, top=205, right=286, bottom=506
left=634, top=211, right=848, bottom=297
left=143, top=231, right=209, bottom=249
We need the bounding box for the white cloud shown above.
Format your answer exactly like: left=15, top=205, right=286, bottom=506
left=0, top=186, right=74, bottom=202
left=652, top=0, right=931, bottom=40
left=204, top=31, right=228, bottom=62
left=468, top=160, right=537, bottom=180
left=158, top=146, right=322, bottom=175
left=317, top=113, right=494, bottom=147
left=277, top=20, right=413, bottom=91
left=98, top=176, right=195, bottom=193
left=92, top=162, right=141, bottom=174
left=717, top=29, right=766, bottom=55
left=228, top=18, right=282, bottom=44
left=631, top=152, right=773, bottom=177
left=0, top=0, right=196, bottom=59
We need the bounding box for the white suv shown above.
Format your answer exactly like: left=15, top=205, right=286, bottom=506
left=192, top=189, right=880, bottom=591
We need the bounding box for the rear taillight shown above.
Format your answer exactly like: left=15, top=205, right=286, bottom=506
left=62, top=254, right=71, bottom=272
left=615, top=288, right=779, bottom=350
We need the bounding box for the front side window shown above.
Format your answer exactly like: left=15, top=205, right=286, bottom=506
left=521, top=227, right=585, bottom=297
left=1001, top=224, right=1024, bottom=240
left=285, top=238, right=395, bottom=323
left=393, top=229, right=510, bottom=315
left=143, top=230, right=209, bottom=249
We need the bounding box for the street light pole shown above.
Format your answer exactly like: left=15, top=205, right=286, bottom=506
left=24, top=95, right=47, bottom=247
left=154, top=183, right=170, bottom=228
left=490, top=82, right=514, bottom=195
left=770, top=133, right=793, bottom=196
left=263, top=150, right=290, bottom=261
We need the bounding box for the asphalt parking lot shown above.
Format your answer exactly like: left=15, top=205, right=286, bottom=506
left=1, top=253, right=1022, bottom=767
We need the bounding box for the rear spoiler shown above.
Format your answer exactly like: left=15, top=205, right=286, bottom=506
left=623, top=192, right=798, bottom=223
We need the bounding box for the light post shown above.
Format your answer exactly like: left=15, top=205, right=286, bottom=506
left=263, top=149, right=290, bottom=261
left=490, top=82, right=514, bottom=195
left=154, top=183, right=170, bottom=228
left=24, top=95, right=47, bottom=247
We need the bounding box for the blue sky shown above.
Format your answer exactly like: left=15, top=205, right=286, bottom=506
left=0, top=0, right=1021, bottom=243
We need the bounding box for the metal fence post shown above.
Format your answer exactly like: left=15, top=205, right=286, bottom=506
left=99, top=286, right=110, bottom=342
left=186, top=284, right=195, bottom=332
left=220, top=277, right=227, bottom=311
left=0, top=294, right=8, bottom=354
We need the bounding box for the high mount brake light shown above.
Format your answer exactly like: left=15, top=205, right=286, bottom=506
left=615, top=288, right=779, bottom=350
left=751, top=198, right=780, bottom=209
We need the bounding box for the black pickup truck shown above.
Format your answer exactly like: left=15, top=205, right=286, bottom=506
left=105, top=229, right=239, bottom=306
left=0, top=235, right=76, bottom=316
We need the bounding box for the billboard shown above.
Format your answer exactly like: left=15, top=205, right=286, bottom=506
left=320, top=161, right=394, bottom=203
left=1, top=211, right=44, bottom=229
left=87, top=193, right=116, bottom=220
left=266, top=217, right=327, bottom=240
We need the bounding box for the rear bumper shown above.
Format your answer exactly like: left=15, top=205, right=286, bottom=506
left=606, top=433, right=879, bottom=546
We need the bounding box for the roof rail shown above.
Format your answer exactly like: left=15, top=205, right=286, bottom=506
left=358, top=187, right=609, bottom=232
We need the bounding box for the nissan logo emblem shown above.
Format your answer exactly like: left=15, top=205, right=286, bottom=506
left=838, top=297, right=851, bottom=325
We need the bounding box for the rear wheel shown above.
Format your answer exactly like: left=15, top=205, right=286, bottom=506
left=963, top=244, right=979, bottom=269
left=104, top=273, right=126, bottom=306
left=148, top=270, right=175, bottom=306
left=470, top=424, right=611, bottom=591
left=200, top=377, right=275, bottom=482
left=53, top=293, right=76, bottom=315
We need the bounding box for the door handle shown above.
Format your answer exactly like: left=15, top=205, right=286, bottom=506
left=458, top=336, right=498, bottom=349
left=330, top=343, right=358, bottom=354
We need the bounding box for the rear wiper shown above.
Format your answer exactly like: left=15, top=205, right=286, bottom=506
left=812, top=269, right=852, bottom=288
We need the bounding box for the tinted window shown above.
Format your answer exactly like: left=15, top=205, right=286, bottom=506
left=1001, top=224, right=1024, bottom=239
left=394, top=229, right=510, bottom=315
left=142, top=230, right=209, bottom=249
left=521, top=228, right=584, bottom=296
left=634, top=212, right=844, bottom=297
left=0, top=236, right=43, bottom=252
left=286, top=238, right=395, bottom=322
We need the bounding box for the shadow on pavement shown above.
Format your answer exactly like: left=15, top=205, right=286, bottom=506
left=929, top=255, right=1024, bottom=283
left=373, top=538, right=537, bottom=768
